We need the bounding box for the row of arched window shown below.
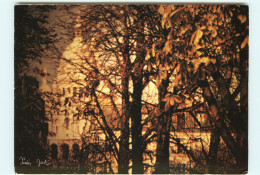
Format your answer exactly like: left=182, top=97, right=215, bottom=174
left=55, top=87, right=90, bottom=98
left=50, top=143, right=80, bottom=160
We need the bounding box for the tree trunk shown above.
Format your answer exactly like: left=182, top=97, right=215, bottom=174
left=131, top=77, right=144, bottom=174
left=155, top=114, right=170, bottom=174
left=118, top=24, right=131, bottom=173
left=199, top=80, right=221, bottom=173
left=236, top=7, right=248, bottom=169
left=118, top=74, right=130, bottom=174
left=236, top=40, right=248, bottom=172
left=155, top=82, right=170, bottom=174
left=130, top=16, right=145, bottom=174
left=205, top=128, right=220, bottom=173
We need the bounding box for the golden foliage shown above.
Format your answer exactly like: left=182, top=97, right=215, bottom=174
left=238, top=14, right=247, bottom=24
left=162, top=94, right=183, bottom=111
left=192, top=57, right=212, bottom=72
left=190, top=28, right=204, bottom=46
left=241, top=36, right=249, bottom=49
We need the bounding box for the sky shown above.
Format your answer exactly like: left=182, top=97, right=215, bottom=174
left=30, top=6, right=77, bottom=88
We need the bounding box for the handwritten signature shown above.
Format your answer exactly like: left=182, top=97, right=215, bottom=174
left=19, top=156, right=32, bottom=166
left=19, top=156, right=51, bottom=167
left=36, top=159, right=51, bottom=167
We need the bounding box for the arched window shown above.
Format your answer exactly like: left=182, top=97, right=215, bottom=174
left=73, top=87, right=77, bottom=95
left=61, top=144, right=69, bottom=160
left=79, top=87, right=84, bottom=98
left=56, top=126, right=59, bottom=134
left=64, top=117, right=69, bottom=129
left=50, top=144, right=58, bottom=160
left=72, top=143, right=80, bottom=160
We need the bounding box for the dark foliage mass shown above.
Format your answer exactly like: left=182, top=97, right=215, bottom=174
left=14, top=5, right=55, bottom=173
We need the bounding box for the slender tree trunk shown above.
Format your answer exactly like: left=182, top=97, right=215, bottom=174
left=199, top=79, right=221, bottom=173
left=205, top=128, right=220, bottom=173
left=118, top=73, right=130, bottom=174
left=118, top=22, right=131, bottom=172
left=131, top=77, right=144, bottom=174
left=155, top=82, right=170, bottom=174
left=236, top=7, right=248, bottom=169
left=155, top=113, right=170, bottom=174
left=130, top=16, right=145, bottom=174
left=236, top=42, right=248, bottom=172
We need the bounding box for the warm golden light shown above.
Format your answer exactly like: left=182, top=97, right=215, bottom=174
left=15, top=4, right=248, bottom=174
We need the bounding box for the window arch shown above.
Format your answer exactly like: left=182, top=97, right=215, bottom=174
left=64, top=117, right=69, bottom=129
left=73, top=87, right=77, bottom=95
left=61, top=143, right=69, bottom=160
left=50, top=144, right=58, bottom=160
left=72, top=143, right=80, bottom=160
